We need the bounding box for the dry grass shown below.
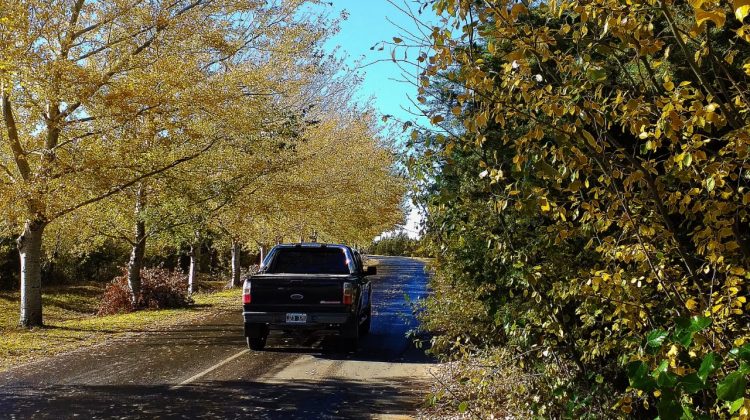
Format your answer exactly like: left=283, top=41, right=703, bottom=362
left=0, top=282, right=240, bottom=372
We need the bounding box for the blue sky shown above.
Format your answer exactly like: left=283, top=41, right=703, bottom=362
left=319, top=0, right=435, bottom=126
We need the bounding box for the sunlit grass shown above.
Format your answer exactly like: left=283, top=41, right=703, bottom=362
left=0, top=283, right=240, bottom=372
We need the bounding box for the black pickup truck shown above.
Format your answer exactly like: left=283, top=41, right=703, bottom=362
left=242, top=243, right=376, bottom=351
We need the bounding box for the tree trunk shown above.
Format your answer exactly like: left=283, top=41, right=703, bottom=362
left=230, top=239, right=241, bottom=288
left=127, top=185, right=146, bottom=306
left=18, top=219, right=46, bottom=328
left=127, top=227, right=146, bottom=306
left=259, top=245, right=266, bottom=266
left=188, top=234, right=200, bottom=295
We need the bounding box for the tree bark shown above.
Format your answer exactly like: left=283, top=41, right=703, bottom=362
left=18, top=219, right=46, bottom=328
left=127, top=186, right=146, bottom=306
left=230, top=239, right=241, bottom=288
left=188, top=233, right=200, bottom=295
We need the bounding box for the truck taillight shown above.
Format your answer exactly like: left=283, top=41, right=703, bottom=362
left=343, top=282, right=353, bottom=305
left=242, top=280, right=251, bottom=304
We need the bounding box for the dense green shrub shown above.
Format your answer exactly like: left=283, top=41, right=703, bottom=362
left=410, top=0, right=750, bottom=417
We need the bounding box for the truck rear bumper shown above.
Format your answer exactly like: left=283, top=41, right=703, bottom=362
left=243, top=311, right=351, bottom=328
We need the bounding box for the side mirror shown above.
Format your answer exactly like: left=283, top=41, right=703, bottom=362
left=365, top=266, right=377, bottom=276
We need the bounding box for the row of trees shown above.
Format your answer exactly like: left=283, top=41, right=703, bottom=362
left=408, top=0, right=750, bottom=417
left=1, top=1, right=405, bottom=327
left=369, top=232, right=429, bottom=257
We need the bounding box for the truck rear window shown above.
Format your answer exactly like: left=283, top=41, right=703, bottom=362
left=266, top=248, right=350, bottom=274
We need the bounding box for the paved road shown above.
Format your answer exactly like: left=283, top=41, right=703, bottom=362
left=0, top=256, right=433, bottom=419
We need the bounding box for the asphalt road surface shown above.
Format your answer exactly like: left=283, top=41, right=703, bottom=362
left=0, top=256, right=433, bottom=419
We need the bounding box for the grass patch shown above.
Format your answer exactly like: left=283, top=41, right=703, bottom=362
left=0, top=282, right=240, bottom=372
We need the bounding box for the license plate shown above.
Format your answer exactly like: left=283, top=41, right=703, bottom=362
left=286, top=313, right=307, bottom=323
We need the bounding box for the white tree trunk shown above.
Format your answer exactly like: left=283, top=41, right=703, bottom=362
left=230, top=239, right=241, bottom=288
left=259, top=245, right=265, bottom=266
left=127, top=185, right=146, bottom=306
left=188, top=240, right=200, bottom=295
left=18, top=219, right=46, bottom=328
left=127, top=226, right=146, bottom=306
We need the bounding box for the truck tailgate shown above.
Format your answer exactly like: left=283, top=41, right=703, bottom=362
left=249, top=274, right=349, bottom=309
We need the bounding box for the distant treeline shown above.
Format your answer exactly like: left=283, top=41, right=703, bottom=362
left=368, top=233, right=430, bottom=258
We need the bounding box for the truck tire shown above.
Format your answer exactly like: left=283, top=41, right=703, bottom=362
left=340, top=318, right=359, bottom=352
left=246, top=323, right=269, bottom=351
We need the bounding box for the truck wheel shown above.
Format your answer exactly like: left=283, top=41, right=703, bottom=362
left=340, top=319, right=359, bottom=352
left=246, top=324, right=269, bottom=351
left=359, top=306, right=372, bottom=336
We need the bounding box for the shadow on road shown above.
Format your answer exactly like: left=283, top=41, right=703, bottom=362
left=0, top=256, right=434, bottom=419
left=0, top=377, right=425, bottom=419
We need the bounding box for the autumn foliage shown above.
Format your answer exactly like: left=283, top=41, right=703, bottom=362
left=410, top=0, right=750, bottom=417
left=1, top=1, right=405, bottom=327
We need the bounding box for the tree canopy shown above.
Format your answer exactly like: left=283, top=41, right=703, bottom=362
left=1, top=0, right=405, bottom=326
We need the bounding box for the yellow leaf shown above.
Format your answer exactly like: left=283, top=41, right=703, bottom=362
left=730, top=266, right=746, bottom=275
left=686, top=298, right=698, bottom=310
left=582, top=129, right=597, bottom=148
left=695, top=9, right=727, bottom=28
left=540, top=198, right=551, bottom=212
left=735, top=0, right=750, bottom=21
left=511, top=3, right=528, bottom=19
left=392, top=37, right=403, bottom=44
left=431, top=115, right=445, bottom=124
left=476, top=113, right=487, bottom=127
left=663, top=81, right=675, bottom=91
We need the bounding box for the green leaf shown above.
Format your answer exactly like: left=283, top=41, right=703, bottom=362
left=729, top=344, right=750, bottom=362
left=628, top=360, right=647, bottom=379
left=586, top=67, right=607, bottom=82
left=679, top=373, right=707, bottom=394
left=648, top=329, right=669, bottom=348
left=676, top=316, right=711, bottom=333
left=698, top=353, right=720, bottom=383
left=682, top=404, right=695, bottom=420
left=653, top=360, right=669, bottom=378
left=458, top=401, right=468, bottom=413
left=651, top=360, right=678, bottom=388
left=673, top=329, right=694, bottom=347
left=657, top=394, right=682, bottom=420
left=716, top=371, right=747, bottom=401
left=673, top=316, right=711, bottom=347
left=658, top=371, right=678, bottom=388
left=628, top=361, right=657, bottom=391
left=729, top=397, right=744, bottom=414
left=688, top=316, right=712, bottom=332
